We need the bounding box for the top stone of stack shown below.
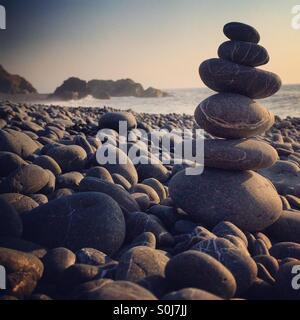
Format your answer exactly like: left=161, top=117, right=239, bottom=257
left=223, top=22, right=260, bottom=43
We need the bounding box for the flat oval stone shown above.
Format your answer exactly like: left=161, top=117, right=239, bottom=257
left=169, top=169, right=282, bottom=231
left=218, top=41, right=269, bottom=67
left=98, top=112, right=137, bottom=131
left=223, top=22, right=260, bottom=43
left=165, top=250, right=236, bottom=299
left=269, top=242, right=300, bottom=260
left=199, top=58, right=281, bottom=99
left=195, top=93, right=274, bottom=138
left=23, top=192, right=125, bottom=255
left=204, top=139, right=278, bottom=170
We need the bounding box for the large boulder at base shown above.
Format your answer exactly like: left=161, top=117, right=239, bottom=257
left=169, top=168, right=282, bottom=231
left=98, top=112, right=137, bottom=131
left=194, top=93, right=274, bottom=139
left=199, top=58, right=281, bottom=99
left=267, top=210, right=300, bottom=243
left=165, top=250, right=237, bottom=299
left=223, top=22, right=260, bottom=43
left=116, top=246, right=169, bottom=283
left=0, top=129, right=39, bottom=159
left=22, top=192, right=125, bottom=255
left=204, top=139, right=278, bottom=171
left=45, top=145, right=87, bottom=172
left=0, top=248, right=44, bottom=298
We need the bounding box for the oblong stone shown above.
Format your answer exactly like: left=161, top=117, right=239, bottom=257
left=199, top=58, right=281, bottom=99
left=195, top=93, right=274, bottom=138
left=223, top=22, right=260, bottom=44
left=169, top=169, right=282, bottom=231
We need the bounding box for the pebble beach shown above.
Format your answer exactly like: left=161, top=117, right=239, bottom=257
left=1, top=22, right=300, bottom=301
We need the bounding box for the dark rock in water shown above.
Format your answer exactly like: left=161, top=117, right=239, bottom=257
left=193, top=238, right=257, bottom=294
left=56, top=171, right=84, bottom=190
left=199, top=58, right=281, bottom=99
left=223, top=22, right=260, bottom=43
left=53, top=77, right=88, bottom=100
left=0, top=236, right=47, bottom=258
left=98, top=112, right=137, bottom=131
left=23, top=192, right=125, bottom=255
left=267, top=210, right=300, bottom=243
left=0, top=193, right=39, bottom=214
left=0, top=64, right=37, bottom=94
left=204, top=139, right=278, bottom=171
left=165, top=250, right=236, bottom=299
left=0, top=129, right=39, bottom=159
left=0, top=151, right=27, bottom=177
left=163, top=288, right=223, bottom=300
left=0, top=248, right=44, bottom=298
left=253, top=255, right=279, bottom=278
left=142, top=178, right=167, bottom=201
left=46, top=145, right=87, bottom=173
left=138, top=275, right=169, bottom=299
left=126, top=212, right=174, bottom=248
left=212, top=221, right=248, bottom=247
left=97, top=145, right=138, bottom=185
left=194, top=93, right=274, bottom=139
left=42, top=247, right=76, bottom=282
left=0, top=164, right=55, bottom=195
left=86, top=166, right=114, bottom=183
left=79, top=177, right=140, bottom=213
left=0, top=198, right=23, bottom=238
left=33, top=155, right=62, bottom=176
left=169, top=168, right=282, bottom=231
left=116, top=246, right=169, bottom=283
left=79, top=281, right=157, bottom=300
left=269, top=242, right=300, bottom=260
left=275, top=261, right=300, bottom=300
left=131, top=192, right=150, bottom=211
left=76, top=248, right=113, bottom=266
left=218, top=41, right=269, bottom=67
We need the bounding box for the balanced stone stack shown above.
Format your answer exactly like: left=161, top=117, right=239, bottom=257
left=169, top=22, right=283, bottom=232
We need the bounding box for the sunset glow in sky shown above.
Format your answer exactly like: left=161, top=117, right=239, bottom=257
left=0, top=0, right=300, bottom=93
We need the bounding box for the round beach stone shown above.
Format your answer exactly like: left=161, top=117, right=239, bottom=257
left=0, top=248, right=44, bottom=298
left=267, top=210, right=300, bottom=243
left=137, top=162, right=170, bottom=183
left=29, top=194, right=48, bottom=205
left=112, top=173, right=131, bottom=190
left=86, top=166, right=114, bottom=183
left=96, top=145, right=138, bottom=185
left=218, top=41, right=269, bottom=67
left=125, top=212, right=174, bottom=247
left=165, top=250, right=236, bottom=299
left=269, top=242, right=300, bottom=260
left=42, top=247, right=76, bottom=282
left=45, top=145, right=87, bottom=172
left=98, top=112, right=137, bottom=131
left=0, top=193, right=39, bottom=214
left=253, top=255, right=279, bottom=278
left=194, top=93, right=274, bottom=139
left=199, top=58, right=281, bottom=99
left=23, top=192, right=125, bottom=255
left=0, top=164, right=54, bottom=195
left=56, top=171, right=84, bottom=190
left=79, top=177, right=140, bottom=213
left=212, top=221, right=248, bottom=247
left=169, top=168, right=282, bottom=231
left=33, top=155, right=62, bottom=176
left=223, top=22, right=260, bottom=43
left=130, top=183, right=160, bottom=204
left=0, top=198, right=23, bottom=238
left=80, top=281, right=157, bottom=300
left=193, top=238, right=257, bottom=294
left=76, top=248, right=113, bottom=266
left=163, top=288, right=223, bottom=300
left=204, top=139, right=278, bottom=171
left=131, top=193, right=150, bottom=211
left=0, top=129, right=39, bottom=159
left=142, top=178, right=167, bottom=201
left=0, top=151, right=27, bottom=177
left=116, top=246, right=169, bottom=283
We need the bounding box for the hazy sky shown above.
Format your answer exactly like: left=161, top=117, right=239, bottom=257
left=0, top=0, right=300, bottom=93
